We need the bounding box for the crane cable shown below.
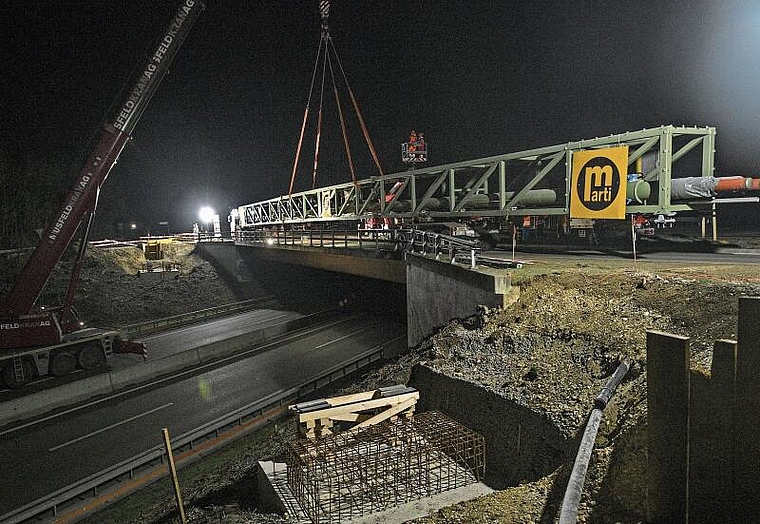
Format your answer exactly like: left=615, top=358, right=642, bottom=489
left=328, top=36, right=385, bottom=178
left=290, top=0, right=384, bottom=195
left=311, top=0, right=330, bottom=188
left=327, top=47, right=357, bottom=186
left=311, top=42, right=328, bottom=188
left=322, top=0, right=357, bottom=186
left=288, top=30, right=325, bottom=196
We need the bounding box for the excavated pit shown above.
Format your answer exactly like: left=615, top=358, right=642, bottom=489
left=409, top=364, right=570, bottom=490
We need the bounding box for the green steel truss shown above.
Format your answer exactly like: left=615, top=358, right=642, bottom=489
left=238, top=125, right=716, bottom=227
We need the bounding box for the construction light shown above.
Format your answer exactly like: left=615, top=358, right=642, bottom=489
left=199, top=206, right=215, bottom=232
left=199, top=206, right=215, bottom=224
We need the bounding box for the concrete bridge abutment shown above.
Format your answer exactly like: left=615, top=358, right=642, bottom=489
left=197, top=242, right=516, bottom=349
left=405, top=253, right=517, bottom=347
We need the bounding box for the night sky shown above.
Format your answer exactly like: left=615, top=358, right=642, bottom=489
left=3, top=1, right=760, bottom=235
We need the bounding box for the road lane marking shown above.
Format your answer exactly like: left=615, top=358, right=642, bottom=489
left=314, top=327, right=371, bottom=349
left=47, top=402, right=173, bottom=452
left=0, top=313, right=364, bottom=436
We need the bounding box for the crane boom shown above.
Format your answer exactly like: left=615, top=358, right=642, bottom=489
left=1, top=0, right=204, bottom=319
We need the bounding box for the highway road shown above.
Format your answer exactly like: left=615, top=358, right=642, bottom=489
left=0, top=312, right=404, bottom=515
left=0, top=307, right=306, bottom=401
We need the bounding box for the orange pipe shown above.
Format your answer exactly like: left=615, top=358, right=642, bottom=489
left=715, top=177, right=754, bottom=192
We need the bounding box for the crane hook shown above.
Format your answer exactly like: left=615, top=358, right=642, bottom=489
left=320, top=0, right=330, bottom=32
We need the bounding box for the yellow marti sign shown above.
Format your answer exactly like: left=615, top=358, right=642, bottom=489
left=570, top=145, right=628, bottom=219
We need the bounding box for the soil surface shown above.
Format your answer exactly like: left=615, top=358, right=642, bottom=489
left=0, top=243, right=244, bottom=327
left=7, top=244, right=758, bottom=523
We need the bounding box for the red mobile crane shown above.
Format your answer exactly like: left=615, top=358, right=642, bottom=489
left=0, top=0, right=205, bottom=388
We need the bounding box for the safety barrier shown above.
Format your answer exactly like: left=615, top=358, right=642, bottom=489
left=120, top=296, right=275, bottom=339
left=0, top=339, right=396, bottom=524
left=404, top=229, right=482, bottom=268
left=235, top=227, right=492, bottom=269
left=235, top=228, right=406, bottom=252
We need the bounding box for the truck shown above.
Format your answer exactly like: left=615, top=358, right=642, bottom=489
left=0, top=0, right=205, bottom=388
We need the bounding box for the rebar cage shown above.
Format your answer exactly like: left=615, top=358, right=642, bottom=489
left=285, top=411, right=486, bottom=523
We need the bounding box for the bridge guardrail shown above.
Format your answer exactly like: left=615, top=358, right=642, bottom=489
left=235, top=227, right=485, bottom=267
left=0, top=341, right=392, bottom=524
left=404, top=229, right=482, bottom=267
left=120, top=296, right=275, bottom=339
left=235, top=228, right=406, bottom=251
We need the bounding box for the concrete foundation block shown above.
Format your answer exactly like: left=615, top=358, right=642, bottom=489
left=406, top=254, right=514, bottom=348
left=256, top=461, right=310, bottom=522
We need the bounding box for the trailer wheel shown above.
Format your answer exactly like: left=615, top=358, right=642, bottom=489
left=2, top=360, right=34, bottom=389
left=78, top=344, right=106, bottom=370
left=50, top=350, right=77, bottom=377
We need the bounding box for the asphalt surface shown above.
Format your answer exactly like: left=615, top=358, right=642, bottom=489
left=136, top=308, right=304, bottom=360
left=0, top=312, right=403, bottom=516
left=0, top=308, right=306, bottom=401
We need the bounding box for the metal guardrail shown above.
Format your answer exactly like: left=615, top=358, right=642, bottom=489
left=88, top=234, right=202, bottom=250
left=404, top=229, right=482, bottom=267
left=120, top=296, right=274, bottom=339
left=0, top=343, right=388, bottom=524
left=235, top=227, right=487, bottom=268
left=235, top=228, right=406, bottom=251
left=196, top=232, right=232, bottom=242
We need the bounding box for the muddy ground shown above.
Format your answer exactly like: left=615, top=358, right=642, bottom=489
left=4, top=242, right=759, bottom=523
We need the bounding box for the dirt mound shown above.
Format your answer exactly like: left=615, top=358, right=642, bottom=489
left=85, top=245, right=145, bottom=275
left=78, top=243, right=241, bottom=326
left=0, top=242, right=242, bottom=327
left=407, top=268, right=758, bottom=523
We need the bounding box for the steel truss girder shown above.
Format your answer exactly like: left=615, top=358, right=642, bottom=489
left=236, top=125, right=716, bottom=227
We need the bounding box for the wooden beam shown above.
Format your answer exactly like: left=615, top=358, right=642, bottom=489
left=297, top=392, right=419, bottom=423
left=352, top=398, right=416, bottom=431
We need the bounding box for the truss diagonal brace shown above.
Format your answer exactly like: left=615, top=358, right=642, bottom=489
left=504, top=151, right=563, bottom=209
left=385, top=178, right=410, bottom=213
left=415, top=170, right=450, bottom=213
left=453, top=163, right=498, bottom=212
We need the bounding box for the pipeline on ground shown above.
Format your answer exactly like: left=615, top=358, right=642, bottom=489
left=558, top=358, right=632, bottom=524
